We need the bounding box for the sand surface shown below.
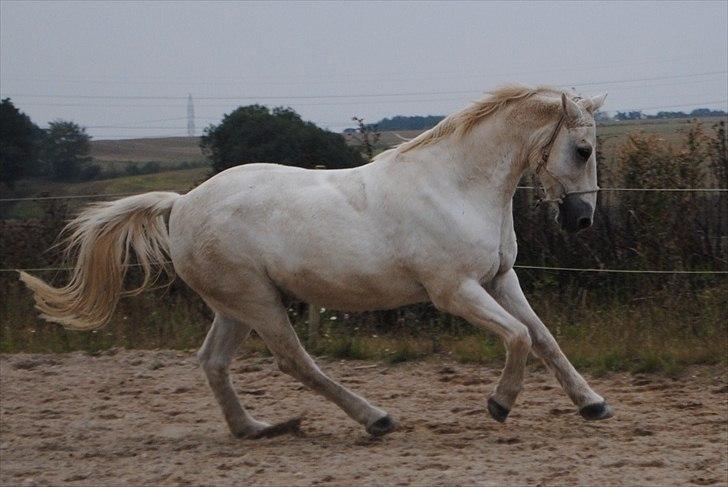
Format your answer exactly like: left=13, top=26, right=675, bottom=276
left=1, top=350, right=726, bottom=486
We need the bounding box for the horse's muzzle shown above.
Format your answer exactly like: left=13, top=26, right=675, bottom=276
left=557, top=195, right=593, bottom=234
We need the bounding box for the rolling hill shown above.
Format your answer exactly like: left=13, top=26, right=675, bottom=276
left=90, top=136, right=204, bottom=164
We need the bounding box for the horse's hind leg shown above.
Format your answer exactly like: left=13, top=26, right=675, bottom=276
left=243, top=301, right=394, bottom=436
left=198, top=313, right=300, bottom=438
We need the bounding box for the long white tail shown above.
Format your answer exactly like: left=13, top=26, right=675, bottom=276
left=19, top=191, right=181, bottom=330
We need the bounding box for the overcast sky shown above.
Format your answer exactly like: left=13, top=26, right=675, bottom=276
left=1, top=1, right=726, bottom=139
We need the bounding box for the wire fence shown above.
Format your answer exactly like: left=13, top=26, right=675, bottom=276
left=1, top=183, right=726, bottom=275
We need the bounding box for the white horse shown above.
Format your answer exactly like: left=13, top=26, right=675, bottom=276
left=21, top=85, right=612, bottom=439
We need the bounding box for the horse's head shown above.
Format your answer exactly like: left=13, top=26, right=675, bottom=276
left=535, top=92, right=607, bottom=233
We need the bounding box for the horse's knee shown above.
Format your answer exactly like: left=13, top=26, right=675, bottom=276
left=530, top=332, right=559, bottom=360
left=506, top=323, right=532, bottom=354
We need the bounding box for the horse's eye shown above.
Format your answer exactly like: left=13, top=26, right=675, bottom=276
left=576, top=145, right=592, bottom=161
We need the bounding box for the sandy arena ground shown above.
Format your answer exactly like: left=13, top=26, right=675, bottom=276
left=1, top=349, right=726, bottom=486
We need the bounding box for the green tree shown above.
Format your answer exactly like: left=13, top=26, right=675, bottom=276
left=201, top=105, right=363, bottom=173
left=0, top=98, right=43, bottom=187
left=42, top=120, right=92, bottom=181
left=367, top=115, right=444, bottom=131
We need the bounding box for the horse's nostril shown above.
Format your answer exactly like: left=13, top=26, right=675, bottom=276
left=578, top=217, right=592, bottom=229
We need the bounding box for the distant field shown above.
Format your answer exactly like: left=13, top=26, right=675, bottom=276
left=596, top=116, right=726, bottom=163
left=89, top=136, right=204, bottom=169
left=91, top=116, right=725, bottom=170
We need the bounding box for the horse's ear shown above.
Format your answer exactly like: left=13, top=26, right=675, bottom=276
left=579, top=93, right=608, bottom=114
left=561, top=93, right=582, bottom=121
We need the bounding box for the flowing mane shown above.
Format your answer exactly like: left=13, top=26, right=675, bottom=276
left=393, top=84, right=563, bottom=155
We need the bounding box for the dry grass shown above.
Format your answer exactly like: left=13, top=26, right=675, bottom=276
left=2, top=276, right=725, bottom=376
left=240, top=284, right=727, bottom=377
left=89, top=136, right=204, bottom=164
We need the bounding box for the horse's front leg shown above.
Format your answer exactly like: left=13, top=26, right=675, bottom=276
left=490, top=269, right=613, bottom=420
left=427, top=279, right=532, bottom=422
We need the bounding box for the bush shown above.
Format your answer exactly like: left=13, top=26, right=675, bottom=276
left=42, top=120, right=92, bottom=181
left=79, top=164, right=102, bottom=181
left=201, top=105, right=364, bottom=173
left=141, top=161, right=162, bottom=174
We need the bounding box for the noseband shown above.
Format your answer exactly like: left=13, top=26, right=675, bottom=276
left=534, top=113, right=600, bottom=204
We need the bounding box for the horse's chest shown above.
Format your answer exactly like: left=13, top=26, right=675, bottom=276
left=471, top=222, right=517, bottom=283
left=497, top=234, right=517, bottom=271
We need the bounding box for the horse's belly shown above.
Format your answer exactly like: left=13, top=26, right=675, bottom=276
left=270, top=266, right=427, bottom=311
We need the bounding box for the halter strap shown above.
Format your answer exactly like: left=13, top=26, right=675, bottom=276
left=533, top=113, right=599, bottom=204
left=536, top=114, right=566, bottom=176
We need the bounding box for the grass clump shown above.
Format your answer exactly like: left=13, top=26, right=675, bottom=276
left=325, top=336, right=374, bottom=360
left=449, top=335, right=503, bottom=364
left=387, top=341, right=427, bottom=364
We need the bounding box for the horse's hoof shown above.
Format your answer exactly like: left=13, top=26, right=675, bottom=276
left=366, top=415, right=397, bottom=436
left=579, top=401, right=614, bottom=421
left=487, top=397, right=510, bottom=423
left=247, top=416, right=303, bottom=439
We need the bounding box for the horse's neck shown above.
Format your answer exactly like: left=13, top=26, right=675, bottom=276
left=392, top=116, right=532, bottom=206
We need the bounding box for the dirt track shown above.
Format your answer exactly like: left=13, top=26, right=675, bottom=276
left=1, top=350, right=726, bottom=486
